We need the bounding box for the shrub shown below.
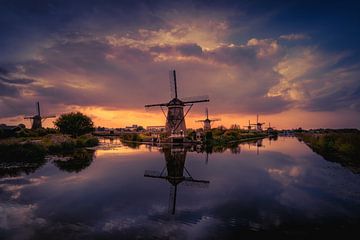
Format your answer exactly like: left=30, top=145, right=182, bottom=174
left=54, top=112, right=94, bottom=137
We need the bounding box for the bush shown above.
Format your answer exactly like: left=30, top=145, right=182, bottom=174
left=0, top=142, right=46, bottom=161
left=54, top=112, right=94, bottom=137
left=76, top=135, right=99, bottom=147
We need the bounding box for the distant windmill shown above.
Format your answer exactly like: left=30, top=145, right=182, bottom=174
left=267, top=122, right=278, bottom=138
left=144, top=146, right=209, bottom=215
left=250, top=114, right=265, bottom=131
left=243, top=120, right=252, bottom=131
left=145, top=70, right=209, bottom=142
left=24, top=102, right=56, bottom=129
left=195, top=108, right=220, bottom=131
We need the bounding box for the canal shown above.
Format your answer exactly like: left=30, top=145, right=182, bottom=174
left=1, top=137, right=359, bottom=239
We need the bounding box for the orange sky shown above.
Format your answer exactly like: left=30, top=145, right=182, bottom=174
left=7, top=106, right=358, bottom=130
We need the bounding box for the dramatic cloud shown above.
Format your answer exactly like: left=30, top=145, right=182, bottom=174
left=0, top=0, right=359, bottom=128
left=279, top=34, right=310, bottom=41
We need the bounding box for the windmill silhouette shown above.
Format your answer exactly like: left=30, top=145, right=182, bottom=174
left=195, top=108, right=220, bottom=131
left=243, top=120, right=253, bottom=131
left=267, top=122, right=278, bottom=140
left=145, top=70, right=209, bottom=142
left=250, top=114, right=265, bottom=131
left=144, top=145, right=210, bottom=215
left=24, top=102, right=55, bottom=129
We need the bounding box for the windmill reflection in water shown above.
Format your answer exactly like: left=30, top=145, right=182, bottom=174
left=144, top=144, right=210, bottom=215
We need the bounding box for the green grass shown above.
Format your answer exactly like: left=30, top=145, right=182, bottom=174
left=0, top=134, right=99, bottom=159
left=297, top=130, right=360, bottom=173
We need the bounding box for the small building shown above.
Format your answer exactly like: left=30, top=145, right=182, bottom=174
left=146, top=126, right=166, bottom=133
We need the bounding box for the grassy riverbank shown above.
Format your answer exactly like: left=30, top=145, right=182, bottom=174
left=203, top=128, right=267, bottom=145
left=0, top=133, right=99, bottom=177
left=297, top=129, right=360, bottom=173
left=0, top=134, right=99, bottom=160
left=119, top=128, right=268, bottom=146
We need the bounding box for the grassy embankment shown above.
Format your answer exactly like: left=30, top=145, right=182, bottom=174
left=0, top=129, right=99, bottom=177
left=120, top=128, right=267, bottom=146
left=297, top=129, right=360, bottom=173
left=0, top=129, right=99, bottom=162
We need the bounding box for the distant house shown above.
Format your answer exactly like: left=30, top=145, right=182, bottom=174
left=124, top=124, right=144, bottom=132
left=146, top=126, right=165, bottom=133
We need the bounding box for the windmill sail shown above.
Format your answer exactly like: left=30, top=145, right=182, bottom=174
left=24, top=101, right=55, bottom=129
left=169, top=70, right=178, bottom=99
left=145, top=70, right=209, bottom=137
left=182, top=95, right=209, bottom=104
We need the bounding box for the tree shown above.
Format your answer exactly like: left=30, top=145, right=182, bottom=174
left=54, top=112, right=94, bottom=137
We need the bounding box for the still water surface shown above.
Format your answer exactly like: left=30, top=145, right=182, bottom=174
left=1, top=137, right=360, bottom=239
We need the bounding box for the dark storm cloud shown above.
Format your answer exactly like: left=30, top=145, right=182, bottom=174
left=149, top=43, right=203, bottom=57
left=0, top=82, right=19, bottom=97
left=0, top=76, right=35, bottom=85
left=177, top=44, right=203, bottom=57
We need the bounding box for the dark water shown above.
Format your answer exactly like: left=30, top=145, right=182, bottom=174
left=1, top=137, right=360, bottom=239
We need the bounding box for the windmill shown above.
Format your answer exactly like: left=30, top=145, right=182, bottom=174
left=195, top=108, right=220, bottom=131
left=24, top=102, right=56, bottom=129
left=267, top=122, right=278, bottom=139
left=145, top=70, right=209, bottom=142
left=243, top=120, right=252, bottom=131
left=144, top=145, right=209, bottom=215
left=250, top=114, right=265, bottom=131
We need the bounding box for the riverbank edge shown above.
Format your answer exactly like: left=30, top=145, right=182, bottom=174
left=118, top=135, right=267, bottom=146
left=296, top=132, right=360, bottom=174
left=0, top=134, right=99, bottom=162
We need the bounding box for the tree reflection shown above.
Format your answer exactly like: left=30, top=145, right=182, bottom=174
left=0, top=159, right=46, bottom=178
left=53, top=149, right=95, bottom=173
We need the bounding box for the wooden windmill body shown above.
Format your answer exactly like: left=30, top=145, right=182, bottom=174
left=145, top=70, right=209, bottom=142
left=24, top=102, right=55, bottom=129
left=195, top=108, right=220, bottom=131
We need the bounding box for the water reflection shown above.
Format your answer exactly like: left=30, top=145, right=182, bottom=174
left=0, top=158, right=46, bottom=178
left=52, top=149, right=95, bottom=173
left=1, top=137, right=360, bottom=239
left=144, top=145, right=210, bottom=215
left=244, top=139, right=265, bottom=155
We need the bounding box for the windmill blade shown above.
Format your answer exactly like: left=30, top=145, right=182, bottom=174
left=210, top=118, right=221, bottom=122
left=144, top=102, right=168, bottom=108
left=43, top=115, right=56, bottom=119
left=195, top=120, right=205, bottom=123
left=205, top=108, right=208, bottom=119
left=144, top=170, right=164, bottom=178
left=182, top=95, right=209, bottom=104
left=24, top=116, right=34, bottom=119
left=36, top=102, right=41, bottom=116
left=169, top=70, right=177, bottom=99
left=182, top=178, right=210, bottom=188
left=168, top=184, right=177, bottom=215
